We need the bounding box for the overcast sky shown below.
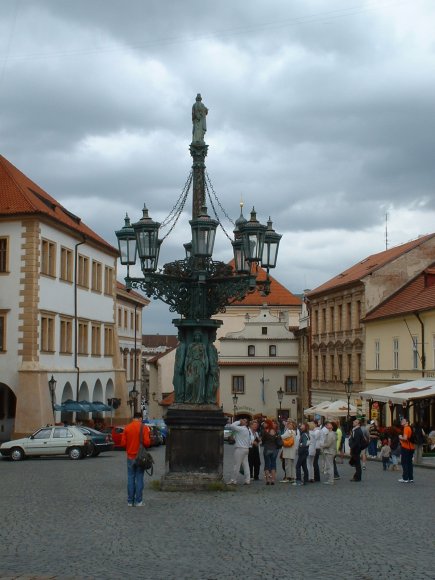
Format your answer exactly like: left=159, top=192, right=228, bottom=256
left=1, top=0, right=435, bottom=333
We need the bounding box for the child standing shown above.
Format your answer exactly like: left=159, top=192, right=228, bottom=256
left=380, top=439, right=392, bottom=471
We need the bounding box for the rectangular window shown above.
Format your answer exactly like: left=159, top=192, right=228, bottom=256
left=0, top=312, right=7, bottom=352
left=347, top=353, right=352, bottom=379
left=136, top=313, right=140, bottom=333
left=91, top=324, right=101, bottom=356
left=393, top=338, right=399, bottom=370
left=59, top=318, right=72, bottom=354
left=60, top=247, right=73, bottom=282
left=78, top=320, right=88, bottom=354
left=261, top=327, right=267, bottom=335
left=232, top=376, right=245, bottom=394
left=322, top=308, right=326, bottom=333
left=338, top=354, right=343, bottom=381
left=124, top=310, right=128, bottom=329
left=321, top=355, right=326, bottom=380
left=357, top=353, right=362, bottom=382
left=285, top=376, right=298, bottom=394
left=375, top=339, right=380, bottom=370
left=346, top=302, right=352, bottom=330
left=104, top=266, right=114, bottom=295
left=77, top=255, right=89, bottom=288
left=329, top=306, right=334, bottom=332
left=40, top=314, right=55, bottom=352
left=412, top=336, right=418, bottom=370
left=104, top=326, right=114, bottom=356
left=118, top=308, right=122, bottom=327
left=41, top=239, right=56, bottom=277
left=314, top=309, right=319, bottom=334
left=356, top=300, right=362, bottom=327
left=0, top=237, right=9, bottom=273
left=248, top=345, right=255, bottom=357
left=269, top=345, right=277, bottom=357
left=330, top=354, right=335, bottom=380
left=314, top=355, right=319, bottom=380
left=91, top=261, right=102, bottom=292
left=337, top=304, right=342, bottom=331
left=130, top=352, right=134, bottom=380
left=130, top=312, right=134, bottom=330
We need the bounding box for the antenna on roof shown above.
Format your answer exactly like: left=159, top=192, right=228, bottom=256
left=385, top=211, right=389, bottom=250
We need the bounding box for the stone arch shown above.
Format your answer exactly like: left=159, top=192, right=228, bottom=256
left=93, top=379, right=103, bottom=402
left=106, top=378, right=114, bottom=400
left=61, top=382, right=74, bottom=402
left=0, top=383, right=17, bottom=442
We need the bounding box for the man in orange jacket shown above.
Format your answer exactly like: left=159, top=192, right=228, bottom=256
left=398, top=417, right=415, bottom=483
left=121, top=412, right=151, bottom=507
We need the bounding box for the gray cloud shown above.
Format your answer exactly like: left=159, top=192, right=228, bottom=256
left=1, top=0, right=435, bottom=333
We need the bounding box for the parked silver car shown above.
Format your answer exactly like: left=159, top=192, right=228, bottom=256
left=0, top=426, right=91, bottom=461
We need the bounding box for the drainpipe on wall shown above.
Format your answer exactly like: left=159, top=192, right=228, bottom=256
left=74, top=238, right=86, bottom=401
left=414, top=312, right=426, bottom=377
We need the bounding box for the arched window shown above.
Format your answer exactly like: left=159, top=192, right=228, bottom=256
left=248, top=345, right=255, bottom=357
left=269, top=345, right=276, bottom=357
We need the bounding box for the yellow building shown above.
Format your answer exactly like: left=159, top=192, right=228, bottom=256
left=363, top=265, right=435, bottom=427
left=307, top=234, right=435, bottom=417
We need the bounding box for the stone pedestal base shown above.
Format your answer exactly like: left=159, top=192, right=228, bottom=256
left=161, top=404, right=227, bottom=491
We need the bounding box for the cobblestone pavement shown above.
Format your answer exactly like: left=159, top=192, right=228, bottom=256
left=0, top=445, right=434, bottom=580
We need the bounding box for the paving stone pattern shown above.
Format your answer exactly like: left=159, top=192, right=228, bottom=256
left=0, top=445, right=434, bottom=580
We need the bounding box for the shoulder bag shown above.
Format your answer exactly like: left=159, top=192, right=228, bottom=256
left=135, top=423, right=154, bottom=475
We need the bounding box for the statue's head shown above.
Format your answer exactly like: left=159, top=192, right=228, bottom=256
left=196, top=93, right=202, bottom=101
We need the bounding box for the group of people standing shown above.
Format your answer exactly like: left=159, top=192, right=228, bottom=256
left=226, top=415, right=419, bottom=486
left=226, top=417, right=343, bottom=486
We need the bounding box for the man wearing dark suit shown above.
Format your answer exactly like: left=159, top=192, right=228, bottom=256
left=349, top=419, right=364, bottom=482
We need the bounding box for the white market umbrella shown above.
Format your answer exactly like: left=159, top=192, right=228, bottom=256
left=305, top=399, right=357, bottom=417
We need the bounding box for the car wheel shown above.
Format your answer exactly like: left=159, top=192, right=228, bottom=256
left=68, top=447, right=83, bottom=460
left=11, top=447, right=25, bottom=461
left=86, top=443, right=96, bottom=457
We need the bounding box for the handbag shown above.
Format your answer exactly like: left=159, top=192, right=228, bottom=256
left=283, top=436, right=294, bottom=448
left=135, top=423, right=154, bottom=475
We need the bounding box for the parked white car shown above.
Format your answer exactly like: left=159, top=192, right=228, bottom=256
left=0, top=426, right=91, bottom=461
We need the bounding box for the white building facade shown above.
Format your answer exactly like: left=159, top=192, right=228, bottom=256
left=219, top=307, right=299, bottom=420
left=0, top=154, right=129, bottom=439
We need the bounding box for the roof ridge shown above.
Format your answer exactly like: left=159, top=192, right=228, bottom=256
left=0, top=155, right=39, bottom=212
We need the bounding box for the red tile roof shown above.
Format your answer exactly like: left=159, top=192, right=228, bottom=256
left=308, top=234, right=435, bottom=297
left=364, top=265, right=435, bottom=321
left=116, top=280, right=149, bottom=306
left=142, top=335, right=178, bottom=349
left=0, top=155, right=117, bottom=254
left=228, top=262, right=302, bottom=306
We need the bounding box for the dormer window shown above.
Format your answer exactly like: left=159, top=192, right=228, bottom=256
left=248, top=345, right=255, bottom=357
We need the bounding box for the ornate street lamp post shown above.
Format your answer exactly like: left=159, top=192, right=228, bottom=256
left=48, top=375, right=57, bottom=423
left=128, top=387, right=139, bottom=417
left=232, top=393, right=239, bottom=419
left=115, top=95, right=282, bottom=490
left=277, top=387, right=284, bottom=422
left=344, top=377, right=353, bottom=422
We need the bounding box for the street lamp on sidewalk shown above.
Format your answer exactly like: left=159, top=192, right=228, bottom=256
left=344, top=377, right=353, bottom=422
left=277, top=387, right=284, bottom=422
left=48, top=375, right=57, bottom=423
left=232, top=393, right=239, bottom=420
left=128, top=387, right=139, bottom=417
